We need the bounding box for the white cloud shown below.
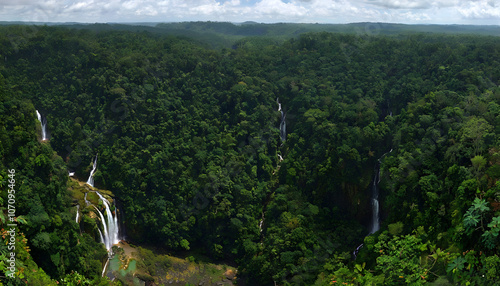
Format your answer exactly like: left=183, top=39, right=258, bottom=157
left=458, top=0, right=500, bottom=19
left=252, top=0, right=308, bottom=19
left=363, top=0, right=432, bottom=9
left=0, top=0, right=39, bottom=5
left=0, top=0, right=498, bottom=24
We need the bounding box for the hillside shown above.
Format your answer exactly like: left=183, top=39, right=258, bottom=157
left=1, top=23, right=500, bottom=285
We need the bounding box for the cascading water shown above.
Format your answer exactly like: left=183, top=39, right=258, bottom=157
left=86, top=154, right=98, bottom=187
left=93, top=192, right=120, bottom=277
left=354, top=150, right=392, bottom=259
left=353, top=243, right=364, bottom=260
left=84, top=192, right=90, bottom=206
left=85, top=154, right=120, bottom=252
left=75, top=205, right=80, bottom=223
left=368, top=162, right=381, bottom=234
left=102, top=259, right=110, bottom=277
left=36, top=110, right=48, bottom=141
left=258, top=212, right=264, bottom=233
left=93, top=205, right=110, bottom=248
left=94, top=192, right=120, bottom=251
left=368, top=149, right=393, bottom=234
left=277, top=98, right=286, bottom=143
left=280, top=114, right=286, bottom=143
left=263, top=98, right=288, bottom=241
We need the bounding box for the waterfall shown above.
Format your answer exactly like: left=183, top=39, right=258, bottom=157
left=102, top=259, right=110, bottom=277
left=280, top=113, right=286, bottom=143
left=68, top=171, right=75, bottom=177
left=93, top=192, right=120, bottom=252
left=75, top=205, right=80, bottom=223
left=97, top=227, right=105, bottom=249
left=277, top=98, right=286, bottom=143
left=93, top=205, right=109, bottom=248
left=368, top=149, right=393, bottom=234
left=84, top=192, right=90, bottom=206
left=86, top=154, right=98, bottom=187
left=84, top=154, right=121, bottom=254
left=368, top=162, right=381, bottom=234
left=258, top=212, right=264, bottom=233
left=353, top=243, right=364, bottom=259
left=36, top=110, right=48, bottom=141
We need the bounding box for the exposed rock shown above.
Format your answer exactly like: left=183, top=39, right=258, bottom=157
left=224, top=269, right=236, bottom=280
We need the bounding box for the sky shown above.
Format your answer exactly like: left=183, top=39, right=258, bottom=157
left=0, top=0, right=499, bottom=25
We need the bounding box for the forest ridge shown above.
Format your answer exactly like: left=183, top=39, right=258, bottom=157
left=0, top=23, right=500, bottom=285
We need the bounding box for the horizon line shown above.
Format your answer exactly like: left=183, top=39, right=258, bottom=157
left=0, top=20, right=499, bottom=27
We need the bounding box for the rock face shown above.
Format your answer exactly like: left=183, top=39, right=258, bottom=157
left=224, top=269, right=236, bottom=280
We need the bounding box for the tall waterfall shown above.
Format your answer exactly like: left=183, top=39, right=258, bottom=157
left=36, top=110, right=48, bottom=141
left=85, top=154, right=121, bottom=252
left=368, top=149, right=393, bottom=234
left=277, top=98, right=286, bottom=143
left=280, top=113, right=286, bottom=143
left=86, top=154, right=98, bottom=187
left=259, top=212, right=264, bottom=233
left=355, top=157, right=383, bottom=259
left=368, top=161, right=381, bottom=234
left=75, top=205, right=80, bottom=223
left=94, top=192, right=120, bottom=251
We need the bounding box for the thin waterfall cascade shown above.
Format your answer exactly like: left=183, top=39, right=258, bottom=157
left=84, top=192, right=90, bottom=206
left=86, top=154, right=98, bottom=187
left=94, top=191, right=120, bottom=252
left=258, top=212, right=265, bottom=233
left=84, top=154, right=121, bottom=255
left=35, top=110, right=48, bottom=141
left=353, top=243, right=364, bottom=260
left=280, top=113, right=286, bottom=143
left=368, top=149, right=393, bottom=235
left=93, top=205, right=109, bottom=247
left=97, top=226, right=105, bottom=250
left=115, top=199, right=127, bottom=242
left=75, top=205, right=80, bottom=223
left=68, top=171, right=75, bottom=177
left=368, top=162, right=381, bottom=234
left=276, top=98, right=286, bottom=143
left=102, top=259, right=110, bottom=277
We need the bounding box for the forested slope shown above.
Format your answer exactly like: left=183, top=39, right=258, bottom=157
left=1, top=24, right=500, bottom=285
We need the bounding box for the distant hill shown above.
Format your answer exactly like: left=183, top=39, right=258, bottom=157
left=2, top=21, right=499, bottom=48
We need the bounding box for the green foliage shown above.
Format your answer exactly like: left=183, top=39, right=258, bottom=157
left=481, top=215, right=500, bottom=250
left=462, top=198, right=500, bottom=251
left=0, top=60, right=108, bottom=284
left=180, top=239, right=190, bottom=250
left=463, top=198, right=490, bottom=234
left=374, top=234, right=429, bottom=285
left=387, top=222, right=404, bottom=236
left=60, top=271, right=93, bottom=285
left=483, top=255, right=500, bottom=280
left=1, top=23, right=500, bottom=286
left=134, top=247, right=171, bottom=277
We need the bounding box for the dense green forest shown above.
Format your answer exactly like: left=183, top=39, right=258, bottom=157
left=1, top=22, right=500, bottom=285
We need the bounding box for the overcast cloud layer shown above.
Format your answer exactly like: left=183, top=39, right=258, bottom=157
left=0, top=0, right=499, bottom=24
